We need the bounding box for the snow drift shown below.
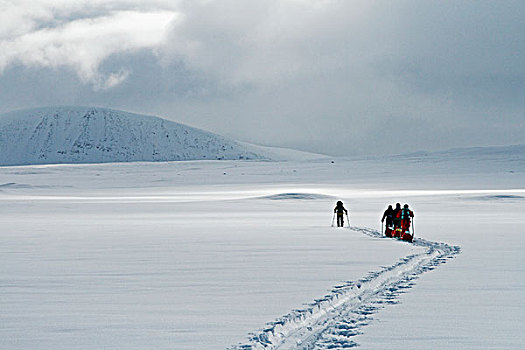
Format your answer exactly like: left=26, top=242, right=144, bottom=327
left=0, top=107, right=269, bottom=166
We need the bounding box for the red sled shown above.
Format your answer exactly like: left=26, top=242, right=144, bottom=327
left=393, top=228, right=402, bottom=238
left=385, top=227, right=393, bottom=237
left=399, top=231, right=413, bottom=242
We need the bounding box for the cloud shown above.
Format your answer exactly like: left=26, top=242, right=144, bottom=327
left=0, top=1, right=177, bottom=89
left=0, top=0, right=523, bottom=155
left=155, top=0, right=524, bottom=154
left=161, top=0, right=376, bottom=86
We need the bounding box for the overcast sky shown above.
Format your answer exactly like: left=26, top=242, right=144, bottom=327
left=0, top=0, right=523, bottom=156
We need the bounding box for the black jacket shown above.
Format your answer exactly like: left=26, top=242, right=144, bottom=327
left=334, top=204, right=348, bottom=214
left=382, top=208, right=394, bottom=222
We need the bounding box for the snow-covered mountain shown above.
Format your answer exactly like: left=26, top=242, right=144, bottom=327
left=0, top=106, right=275, bottom=166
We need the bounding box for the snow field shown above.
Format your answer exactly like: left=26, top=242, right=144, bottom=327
left=0, top=154, right=523, bottom=349
left=0, top=180, right=415, bottom=349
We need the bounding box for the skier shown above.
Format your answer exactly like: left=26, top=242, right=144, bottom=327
left=334, top=201, right=348, bottom=227
left=381, top=205, right=394, bottom=236
left=400, top=204, right=414, bottom=234
left=392, top=203, right=402, bottom=228
left=392, top=203, right=402, bottom=238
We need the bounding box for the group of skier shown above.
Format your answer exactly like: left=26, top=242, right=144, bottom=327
left=333, top=201, right=415, bottom=242
left=381, top=203, right=414, bottom=242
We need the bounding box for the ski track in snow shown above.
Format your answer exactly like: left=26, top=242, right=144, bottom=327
left=229, top=227, right=460, bottom=350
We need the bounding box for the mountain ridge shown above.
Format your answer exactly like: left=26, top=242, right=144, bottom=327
left=0, top=106, right=265, bottom=166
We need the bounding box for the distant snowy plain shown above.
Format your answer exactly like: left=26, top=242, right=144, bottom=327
left=0, top=148, right=524, bottom=349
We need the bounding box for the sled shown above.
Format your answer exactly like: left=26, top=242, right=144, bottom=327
left=399, top=231, right=413, bottom=242
left=392, top=228, right=402, bottom=238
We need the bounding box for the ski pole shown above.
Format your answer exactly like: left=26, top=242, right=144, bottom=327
left=346, top=212, right=350, bottom=228
left=381, top=221, right=383, bottom=236
left=331, top=212, right=335, bottom=227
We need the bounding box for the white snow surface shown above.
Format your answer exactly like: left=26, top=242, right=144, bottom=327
left=0, top=145, right=524, bottom=349
left=0, top=106, right=300, bottom=166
